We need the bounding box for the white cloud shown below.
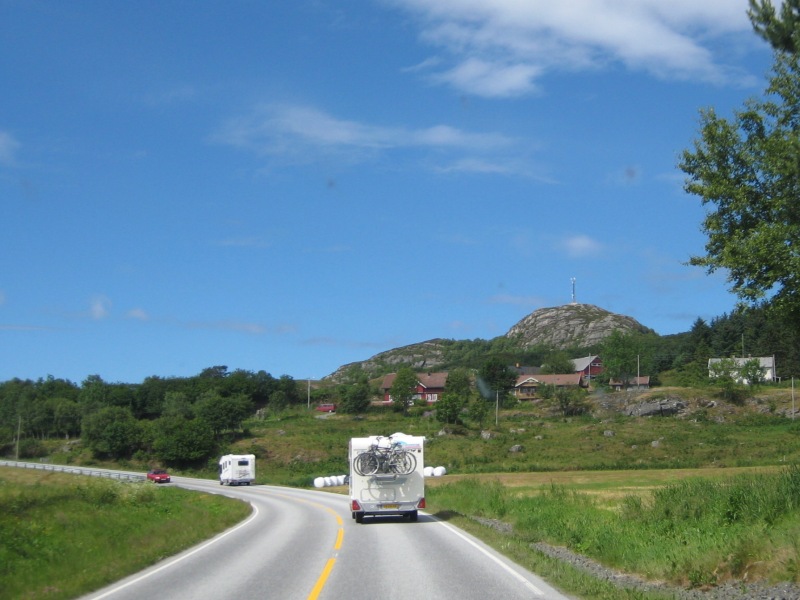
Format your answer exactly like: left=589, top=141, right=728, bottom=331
left=557, top=234, right=603, bottom=258
left=126, top=308, right=149, bottom=321
left=435, top=157, right=515, bottom=175
left=434, top=58, right=543, bottom=97
left=216, top=104, right=512, bottom=154
left=90, top=295, right=111, bottom=320
left=214, top=104, right=522, bottom=173
left=0, top=131, right=20, bottom=167
left=390, top=0, right=757, bottom=96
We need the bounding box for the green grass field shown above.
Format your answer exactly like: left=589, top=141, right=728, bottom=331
left=9, top=388, right=800, bottom=599
left=0, top=469, right=251, bottom=600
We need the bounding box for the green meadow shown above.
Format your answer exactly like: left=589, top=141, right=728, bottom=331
left=6, top=391, right=800, bottom=599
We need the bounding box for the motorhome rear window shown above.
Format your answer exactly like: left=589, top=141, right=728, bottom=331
left=237, top=460, right=249, bottom=466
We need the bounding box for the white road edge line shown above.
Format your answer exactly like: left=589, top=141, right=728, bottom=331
left=434, top=518, right=545, bottom=597
left=88, top=502, right=260, bottom=599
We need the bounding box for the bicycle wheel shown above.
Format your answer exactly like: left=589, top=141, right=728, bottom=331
left=354, top=451, right=379, bottom=476
left=389, top=450, right=416, bottom=475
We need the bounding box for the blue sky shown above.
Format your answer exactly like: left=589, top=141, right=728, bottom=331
left=0, top=1, right=776, bottom=384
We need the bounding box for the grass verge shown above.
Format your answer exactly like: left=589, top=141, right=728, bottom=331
left=434, top=511, right=680, bottom=600
left=426, top=465, right=800, bottom=596
left=0, top=468, right=251, bottom=600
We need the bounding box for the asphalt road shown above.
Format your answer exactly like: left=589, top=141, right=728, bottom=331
left=80, top=477, right=573, bottom=600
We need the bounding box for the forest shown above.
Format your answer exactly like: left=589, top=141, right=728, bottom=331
left=3, top=304, right=800, bottom=467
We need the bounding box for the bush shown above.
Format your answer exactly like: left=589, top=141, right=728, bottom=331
left=17, top=438, right=48, bottom=459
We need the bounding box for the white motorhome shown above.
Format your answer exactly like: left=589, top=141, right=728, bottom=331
left=219, top=454, right=256, bottom=486
left=348, top=432, right=425, bottom=523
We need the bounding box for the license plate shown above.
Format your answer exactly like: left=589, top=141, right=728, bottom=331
left=382, top=504, right=399, bottom=509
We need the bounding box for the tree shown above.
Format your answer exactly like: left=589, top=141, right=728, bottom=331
left=339, top=376, right=371, bottom=414
left=708, top=358, right=747, bottom=404
left=434, top=368, right=471, bottom=424
left=195, top=391, right=253, bottom=438
left=541, top=351, right=575, bottom=375
left=162, top=391, right=194, bottom=419
left=467, top=397, right=489, bottom=429
left=740, top=358, right=766, bottom=388
left=199, top=365, right=229, bottom=379
left=390, top=367, right=418, bottom=416
left=51, top=398, right=81, bottom=438
left=555, top=388, right=590, bottom=417
left=444, top=368, right=472, bottom=399
left=81, top=406, right=143, bottom=459
left=599, top=331, right=639, bottom=387
left=477, top=357, right=516, bottom=400
left=152, top=417, right=216, bottom=466
left=748, top=0, right=800, bottom=53
left=276, top=375, right=300, bottom=405
left=79, top=374, right=109, bottom=415
left=679, top=34, right=800, bottom=321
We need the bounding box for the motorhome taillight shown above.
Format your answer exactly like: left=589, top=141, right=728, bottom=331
left=417, top=498, right=426, bottom=509
left=351, top=500, right=362, bottom=511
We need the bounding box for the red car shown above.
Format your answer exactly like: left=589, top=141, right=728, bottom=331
left=146, top=469, right=171, bottom=483
left=315, top=403, right=337, bottom=413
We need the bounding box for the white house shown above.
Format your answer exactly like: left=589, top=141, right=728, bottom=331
left=707, top=356, right=776, bottom=384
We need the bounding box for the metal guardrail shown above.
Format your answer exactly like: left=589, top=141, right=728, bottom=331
left=0, top=459, right=146, bottom=482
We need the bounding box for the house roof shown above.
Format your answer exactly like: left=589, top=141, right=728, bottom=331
left=418, top=372, right=448, bottom=389
left=571, top=355, right=600, bottom=371
left=515, top=373, right=583, bottom=387
left=707, top=356, right=774, bottom=368
left=380, top=372, right=448, bottom=391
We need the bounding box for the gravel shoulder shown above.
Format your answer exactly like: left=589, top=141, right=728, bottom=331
left=471, top=517, right=800, bottom=600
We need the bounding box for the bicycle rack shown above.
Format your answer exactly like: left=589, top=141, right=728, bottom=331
left=372, top=473, right=402, bottom=481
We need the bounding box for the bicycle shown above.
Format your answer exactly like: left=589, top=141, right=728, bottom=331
left=353, top=436, right=417, bottom=476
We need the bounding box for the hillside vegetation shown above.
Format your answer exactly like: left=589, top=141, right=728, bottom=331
left=7, top=387, right=800, bottom=599
left=0, top=468, right=250, bottom=600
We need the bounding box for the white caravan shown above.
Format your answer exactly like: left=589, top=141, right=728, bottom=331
left=219, top=454, right=256, bottom=486
left=348, top=432, right=425, bottom=523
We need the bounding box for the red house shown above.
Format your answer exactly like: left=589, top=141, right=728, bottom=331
left=572, top=355, right=603, bottom=379
left=380, top=372, right=448, bottom=404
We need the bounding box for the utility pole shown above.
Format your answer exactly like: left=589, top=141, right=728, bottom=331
left=637, top=354, right=640, bottom=390
left=15, top=415, right=21, bottom=461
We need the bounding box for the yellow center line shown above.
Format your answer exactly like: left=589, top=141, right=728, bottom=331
left=334, top=527, right=344, bottom=550
left=267, top=491, right=344, bottom=600
left=307, top=557, right=337, bottom=600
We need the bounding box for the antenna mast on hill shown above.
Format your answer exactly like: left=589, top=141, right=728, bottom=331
left=571, top=277, right=577, bottom=304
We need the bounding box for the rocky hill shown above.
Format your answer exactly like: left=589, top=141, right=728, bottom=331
left=325, top=303, right=654, bottom=381
left=326, top=339, right=449, bottom=382
left=505, top=303, right=653, bottom=348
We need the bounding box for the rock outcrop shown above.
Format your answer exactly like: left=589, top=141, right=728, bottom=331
left=505, top=303, right=652, bottom=349
left=324, top=304, right=654, bottom=380
left=326, top=339, right=447, bottom=382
